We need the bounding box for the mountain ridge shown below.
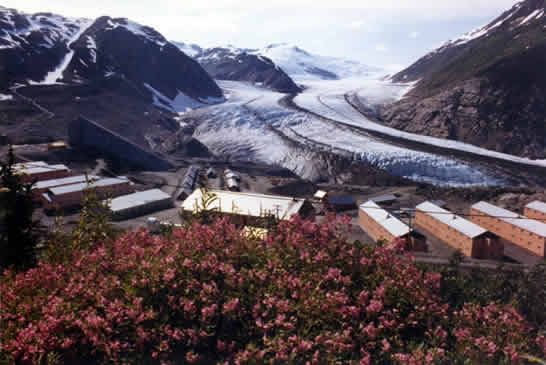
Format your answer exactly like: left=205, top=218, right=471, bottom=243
left=382, top=0, right=546, bottom=158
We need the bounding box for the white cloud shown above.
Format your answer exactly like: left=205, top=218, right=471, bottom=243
left=347, top=20, right=366, bottom=29
left=375, top=43, right=389, bottom=52
left=409, top=31, right=419, bottom=39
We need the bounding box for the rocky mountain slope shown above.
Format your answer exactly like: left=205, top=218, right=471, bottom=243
left=0, top=7, right=91, bottom=89
left=383, top=0, right=546, bottom=158
left=0, top=7, right=222, bottom=101
left=184, top=45, right=301, bottom=93
left=0, top=7, right=222, bottom=159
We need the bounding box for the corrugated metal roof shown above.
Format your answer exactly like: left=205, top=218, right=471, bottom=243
left=49, top=177, right=129, bottom=195
left=473, top=201, right=546, bottom=238
left=526, top=200, right=546, bottom=215
left=328, top=195, right=356, bottom=206
left=14, top=161, right=48, bottom=169
left=360, top=201, right=410, bottom=238
left=370, top=194, right=397, bottom=204
left=108, top=189, right=172, bottom=212
left=417, top=201, right=487, bottom=239
left=182, top=189, right=306, bottom=220
left=34, top=175, right=99, bottom=190
left=16, top=164, right=69, bottom=175
left=314, top=190, right=327, bottom=199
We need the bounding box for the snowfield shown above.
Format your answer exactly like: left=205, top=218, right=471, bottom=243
left=192, top=81, right=504, bottom=187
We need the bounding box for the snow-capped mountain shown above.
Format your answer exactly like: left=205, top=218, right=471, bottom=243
left=0, top=7, right=222, bottom=103
left=257, top=43, right=380, bottom=81
left=383, top=0, right=546, bottom=158
left=172, top=41, right=203, bottom=58
left=62, top=16, right=222, bottom=102
left=191, top=45, right=301, bottom=93
left=0, top=6, right=91, bottom=89
left=392, top=0, right=545, bottom=83
left=0, top=6, right=223, bottom=157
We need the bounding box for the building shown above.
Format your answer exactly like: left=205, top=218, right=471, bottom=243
left=359, top=201, right=427, bottom=251
left=471, top=201, right=546, bottom=258
left=106, top=189, right=173, bottom=220
left=524, top=201, right=546, bottom=222
left=224, top=169, right=240, bottom=181
left=206, top=167, right=217, bottom=179
left=14, top=161, right=71, bottom=183
left=181, top=189, right=314, bottom=227
left=69, top=116, right=173, bottom=171
left=42, top=177, right=134, bottom=210
left=326, top=195, right=357, bottom=212
left=313, top=190, right=328, bottom=202
left=370, top=194, right=398, bottom=205
left=416, top=201, right=502, bottom=260
left=226, top=177, right=240, bottom=191
left=178, top=166, right=201, bottom=200
left=32, top=175, right=99, bottom=195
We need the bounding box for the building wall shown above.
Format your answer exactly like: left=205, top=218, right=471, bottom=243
left=45, top=182, right=134, bottom=210
left=69, top=117, right=172, bottom=172
left=524, top=207, right=546, bottom=222
left=471, top=208, right=546, bottom=257
left=111, top=198, right=173, bottom=221
left=415, top=210, right=476, bottom=257
left=358, top=209, right=396, bottom=243
left=21, top=169, right=70, bottom=184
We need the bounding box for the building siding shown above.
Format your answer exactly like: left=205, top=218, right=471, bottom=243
left=471, top=208, right=546, bottom=258
left=415, top=210, right=502, bottom=260
left=524, top=206, right=546, bottom=222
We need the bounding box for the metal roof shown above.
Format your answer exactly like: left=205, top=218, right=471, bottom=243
left=182, top=189, right=306, bottom=220
left=49, top=177, right=129, bottom=195
left=526, top=200, right=546, bottom=215
left=370, top=194, right=397, bottom=204
left=107, top=189, right=172, bottom=212
left=314, top=190, right=327, bottom=199
left=472, top=201, right=546, bottom=238
left=417, top=201, right=488, bottom=239
left=16, top=164, right=69, bottom=175
left=360, top=201, right=410, bottom=238
left=34, top=175, right=99, bottom=190
left=14, top=161, right=48, bottom=169
left=328, top=195, right=356, bottom=206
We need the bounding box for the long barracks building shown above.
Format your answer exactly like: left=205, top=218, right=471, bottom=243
left=358, top=201, right=427, bottom=251
left=524, top=201, right=546, bottom=222
left=471, top=201, right=546, bottom=258
left=415, top=201, right=502, bottom=260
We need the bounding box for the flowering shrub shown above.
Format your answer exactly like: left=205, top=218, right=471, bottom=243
left=1, top=216, right=543, bottom=364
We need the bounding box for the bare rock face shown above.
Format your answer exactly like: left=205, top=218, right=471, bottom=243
left=194, top=47, right=302, bottom=94
left=63, top=17, right=222, bottom=100
left=383, top=0, right=546, bottom=158
left=0, top=7, right=88, bottom=88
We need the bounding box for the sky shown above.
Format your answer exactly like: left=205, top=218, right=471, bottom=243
left=5, top=0, right=520, bottom=69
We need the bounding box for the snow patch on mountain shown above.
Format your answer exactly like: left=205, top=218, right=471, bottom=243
left=40, top=18, right=93, bottom=84
left=144, top=83, right=223, bottom=114
left=256, top=43, right=381, bottom=81
left=104, top=18, right=167, bottom=47
left=0, top=7, right=87, bottom=50
left=172, top=41, right=202, bottom=57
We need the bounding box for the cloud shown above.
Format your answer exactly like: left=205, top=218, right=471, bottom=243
left=347, top=20, right=366, bottom=29
left=375, top=43, right=389, bottom=52
left=409, top=31, right=419, bottom=39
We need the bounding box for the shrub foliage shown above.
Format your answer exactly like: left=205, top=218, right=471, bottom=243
left=1, top=216, right=544, bottom=364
